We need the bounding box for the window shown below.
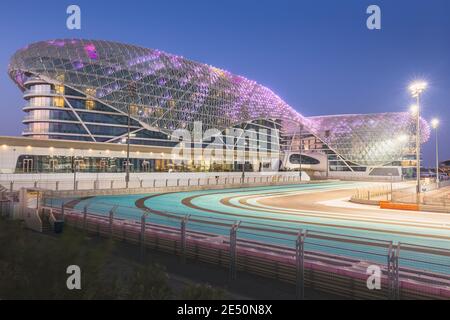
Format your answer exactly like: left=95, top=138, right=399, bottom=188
left=54, top=85, right=65, bottom=95
left=29, top=97, right=52, bottom=107
left=289, top=154, right=320, bottom=165
left=30, top=84, right=51, bottom=93
left=86, top=100, right=95, bottom=110
left=54, top=97, right=65, bottom=108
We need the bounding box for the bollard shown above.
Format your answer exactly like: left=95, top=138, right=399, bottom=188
left=111, top=180, right=114, bottom=189
left=55, top=181, right=59, bottom=191
left=10, top=181, right=14, bottom=192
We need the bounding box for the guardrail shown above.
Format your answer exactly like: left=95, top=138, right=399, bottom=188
left=41, top=199, right=450, bottom=300
left=2, top=174, right=310, bottom=193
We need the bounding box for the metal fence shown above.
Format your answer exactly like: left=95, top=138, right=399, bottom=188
left=397, top=243, right=450, bottom=299
left=0, top=199, right=13, bottom=218
left=40, top=198, right=450, bottom=300
left=352, top=185, right=393, bottom=202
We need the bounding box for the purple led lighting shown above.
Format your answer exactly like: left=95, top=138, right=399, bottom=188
left=72, top=60, right=84, bottom=70
left=7, top=38, right=431, bottom=167
left=84, top=44, right=98, bottom=60
left=47, top=40, right=66, bottom=47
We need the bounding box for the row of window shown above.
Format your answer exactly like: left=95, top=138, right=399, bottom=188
left=25, top=123, right=131, bottom=136
left=15, top=155, right=255, bottom=174
left=24, top=109, right=139, bottom=127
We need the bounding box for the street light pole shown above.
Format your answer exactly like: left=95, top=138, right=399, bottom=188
left=431, top=119, right=440, bottom=186
left=415, top=95, right=421, bottom=196
left=299, top=124, right=303, bottom=181
left=242, top=140, right=247, bottom=183
left=125, top=103, right=131, bottom=189
left=125, top=82, right=137, bottom=189
left=72, top=156, right=77, bottom=191
left=409, top=81, right=427, bottom=200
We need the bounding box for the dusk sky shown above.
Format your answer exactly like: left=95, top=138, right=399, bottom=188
left=0, top=0, right=448, bottom=166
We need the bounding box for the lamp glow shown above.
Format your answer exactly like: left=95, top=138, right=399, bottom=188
left=409, top=81, right=428, bottom=98
left=410, top=104, right=419, bottom=114
left=431, top=118, right=439, bottom=129
left=398, top=135, right=408, bottom=142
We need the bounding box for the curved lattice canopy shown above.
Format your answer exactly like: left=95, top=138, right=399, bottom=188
left=9, top=39, right=429, bottom=167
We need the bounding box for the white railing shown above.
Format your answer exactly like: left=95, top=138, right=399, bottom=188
left=1, top=172, right=310, bottom=192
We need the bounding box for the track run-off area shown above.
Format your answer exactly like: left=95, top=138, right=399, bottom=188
left=54, top=181, right=450, bottom=274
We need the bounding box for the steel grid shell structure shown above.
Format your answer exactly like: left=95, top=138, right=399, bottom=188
left=308, top=113, right=430, bottom=167
left=8, top=39, right=429, bottom=169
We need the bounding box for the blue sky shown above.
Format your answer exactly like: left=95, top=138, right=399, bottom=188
left=0, top=0, right=448, bottom=165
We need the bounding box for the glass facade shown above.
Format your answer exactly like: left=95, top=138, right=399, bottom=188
left=15, top=154, right=250, bottom=174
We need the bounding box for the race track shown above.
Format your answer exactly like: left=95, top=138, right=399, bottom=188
left=57, top=181, right=450, bottom=273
